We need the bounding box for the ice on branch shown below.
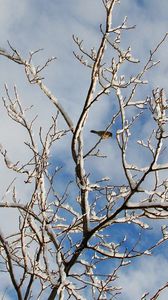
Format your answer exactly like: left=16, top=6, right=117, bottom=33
left=149, top=88, right=168, bottom=128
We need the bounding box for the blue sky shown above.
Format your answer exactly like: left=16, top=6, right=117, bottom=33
left=0, top=0, right=168, bottom=299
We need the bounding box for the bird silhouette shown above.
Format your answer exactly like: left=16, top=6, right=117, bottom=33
left=90, top=130, right=112, bottom=139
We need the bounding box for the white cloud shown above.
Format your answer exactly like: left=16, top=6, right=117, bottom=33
left=119, top=255, right=168, bottom=300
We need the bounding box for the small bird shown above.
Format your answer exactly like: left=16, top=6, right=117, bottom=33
left=90, top=130, right=112, bottom=139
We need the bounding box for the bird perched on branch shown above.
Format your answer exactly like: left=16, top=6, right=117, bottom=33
left=90, top=130, right=112, bottom=139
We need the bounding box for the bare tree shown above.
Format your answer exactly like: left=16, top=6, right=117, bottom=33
left=0, top=0, right=168, bottom=299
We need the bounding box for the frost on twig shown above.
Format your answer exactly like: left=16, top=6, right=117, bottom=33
left=0, top=43, right=74, bottom=133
